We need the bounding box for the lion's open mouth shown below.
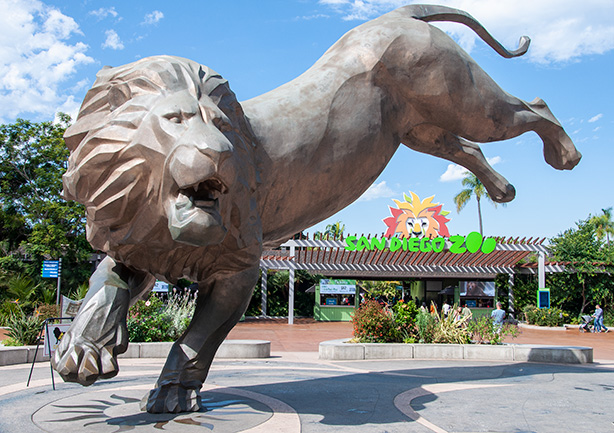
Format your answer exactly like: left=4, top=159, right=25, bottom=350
left=175, top=177, right=228, bottom=213
left=179, top=178, right=227, bottom=210
left=168, top=177, right=229, bottom=246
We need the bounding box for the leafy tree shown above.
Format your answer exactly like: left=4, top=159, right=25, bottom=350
left=548, top=218, right=613, bottom=314
left=0, top=116, right=92, bottom=296
left=360, top=280, right=401, bottom=304
left=246, top=269, right=322, bottom=317
left=453, top=173, right=499, bottom=235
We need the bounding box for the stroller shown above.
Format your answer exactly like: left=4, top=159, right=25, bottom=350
left=579, top=315, right=594, bottom=333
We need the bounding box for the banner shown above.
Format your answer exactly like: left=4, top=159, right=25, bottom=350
left=320, top=279, right=356, bottom=295
left=61, top=295, right=83, bottom=318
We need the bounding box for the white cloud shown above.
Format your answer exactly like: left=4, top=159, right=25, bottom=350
left=440, top=156, right=501, bottom=182
left=487, top=156, right=501, bottom=166
left=357, top=180, right=396, bottom=201
left=0, top=0, right=94, bottom=123
left=318, top=0, right=614, bottom=63
left=143, top=10, right=164, bottom=25
left=89, top=7, right=119, bottom=20
left=102, top=29, right=124, bottom=50
left=440, top=164, right=469, bottom=182
left=588, top=113, right=603, bottom=123
left=295, top=14, right=330, bottom=21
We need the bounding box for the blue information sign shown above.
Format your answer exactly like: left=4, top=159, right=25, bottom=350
left=42, top=260, right=61, bottom=278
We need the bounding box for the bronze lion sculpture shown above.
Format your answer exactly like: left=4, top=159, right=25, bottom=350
left=53, top=4, right=581, bottom=413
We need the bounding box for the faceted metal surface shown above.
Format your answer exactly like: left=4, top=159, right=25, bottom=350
left=53, top=4, right=580, bottom=413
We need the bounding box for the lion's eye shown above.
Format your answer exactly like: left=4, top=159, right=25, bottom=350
left=164, top=113, right=183, bottom=124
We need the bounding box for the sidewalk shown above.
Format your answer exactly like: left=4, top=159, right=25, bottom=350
left=229, top=317, right=614, bottom=361
left=1, top=317, right=613, bottom=432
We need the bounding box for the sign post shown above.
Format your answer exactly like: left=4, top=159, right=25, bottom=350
left=42, top=259, right=62, bottom=305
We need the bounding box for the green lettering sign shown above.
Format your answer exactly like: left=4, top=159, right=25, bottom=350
left=343, top=231, right=496, bottom=254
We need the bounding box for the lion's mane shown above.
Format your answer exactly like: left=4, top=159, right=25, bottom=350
left=63, top=56, right=261, bottom=282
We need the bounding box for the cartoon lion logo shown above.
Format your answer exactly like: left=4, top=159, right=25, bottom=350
left=383, top=191, right=451, bottom=239
left=63, top=56, right=262, bottom=282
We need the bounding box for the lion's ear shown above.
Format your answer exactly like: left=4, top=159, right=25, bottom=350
left=108, top=83, right=132, bottom=111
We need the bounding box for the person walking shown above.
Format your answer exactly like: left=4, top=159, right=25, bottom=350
left=442, top=300, right=451, bottom=318
left=593, top=304, right=609, bottom=333
left=491, top=301, right=506, bottom=332
left=461, top=303, right=472, bottom=320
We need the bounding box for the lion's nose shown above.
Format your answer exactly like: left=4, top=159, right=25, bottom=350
left=168, top=120, right=236, bottom=188
left=169, top=146, right=219, bottom=188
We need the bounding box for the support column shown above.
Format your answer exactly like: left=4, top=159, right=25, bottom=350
left=508, top=273, right=515, bottom=315
left=260, top=268, right=268, bottom=316
left=288, top=244, right=295, bottom=325
left=288, top=268, right=295, bottom=325
left=538, top=251, right=546, bottom=289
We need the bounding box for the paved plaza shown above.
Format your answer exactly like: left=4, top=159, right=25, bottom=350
left=0, top=320, right=613, bottom=432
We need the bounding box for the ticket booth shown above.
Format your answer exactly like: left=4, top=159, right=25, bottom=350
left=314, top=279, right=359, bottom=321
left=459, top=280, right=496, bottom=317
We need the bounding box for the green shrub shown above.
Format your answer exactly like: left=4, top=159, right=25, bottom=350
left=6, top=274, right=41, bottom=309
left=351, top=300, right=400, bottom=343
left=127, top=295, right=171, bottom=342
left=523, top=305, right=568, bottom=327
left=163, top=292, right=196, bottom=340
left=127, top=293, right=196, bottom=342
left=35, top=304, right=60, bottom=322
left=416, top=310, right=436, bottom=343
left=7, top=314, right=42, bottom=346
left=467, top=316, right=518, bottom=345
left=433, top=312, right=471, bottom=344
left=391, top=299, right=418, bottom=342
left=0, top=300, right=22, bottom=326
left=127, top=314, right=172, bottom=342
left=1, top=337, right=21, bottom=346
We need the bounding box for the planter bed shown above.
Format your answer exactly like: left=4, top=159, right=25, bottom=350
left=319, top=339, right=593, bottom=364
left=0, top=339, right=270, bottom=367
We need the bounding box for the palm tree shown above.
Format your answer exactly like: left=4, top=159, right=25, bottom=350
left=323, top=221, right=345, bottom=240
left=590, top=207, right=614, bottom=246
left=453, top=173, right=498, bottom=236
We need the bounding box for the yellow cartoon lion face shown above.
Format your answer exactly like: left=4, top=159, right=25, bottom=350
left=383, top=192, right=451, bottom=239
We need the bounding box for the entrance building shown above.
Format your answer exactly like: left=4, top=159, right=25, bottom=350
left=260, top=235, right=554, bottom=323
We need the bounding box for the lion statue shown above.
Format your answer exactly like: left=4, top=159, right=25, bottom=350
left=53, top=4, right=581, bottom=413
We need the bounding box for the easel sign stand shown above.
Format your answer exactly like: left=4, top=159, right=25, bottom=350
left=27, top=317, right=73, bottom=390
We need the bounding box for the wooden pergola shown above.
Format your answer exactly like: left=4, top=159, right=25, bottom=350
left=260, top=236, right=556, bottom=324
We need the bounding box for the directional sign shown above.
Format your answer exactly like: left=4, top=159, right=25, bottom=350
left=42, top=260, right=61, bottom=278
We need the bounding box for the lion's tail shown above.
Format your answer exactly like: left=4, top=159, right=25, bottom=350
left=399, top=4, right=530, bottom=58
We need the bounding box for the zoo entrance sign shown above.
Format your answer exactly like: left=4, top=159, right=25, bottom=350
left=344, top=231, right=497, bottom=254
left=344, top=191, right=496, bottom=254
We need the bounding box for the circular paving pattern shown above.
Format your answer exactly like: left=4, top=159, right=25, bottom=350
left=32, top=384, right=299, bottom=432
left=1, top=358, right=613, bottom=432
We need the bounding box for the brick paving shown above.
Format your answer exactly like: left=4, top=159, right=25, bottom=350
left=229, top=317, right=614, bottom=360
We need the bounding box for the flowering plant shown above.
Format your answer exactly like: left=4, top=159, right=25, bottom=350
left=351, top=300, right=400, bottom=343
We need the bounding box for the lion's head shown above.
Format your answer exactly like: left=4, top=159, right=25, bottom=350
left=63, top=56, right=261, bottom=281
left=383, top=191, right=451, bottom=239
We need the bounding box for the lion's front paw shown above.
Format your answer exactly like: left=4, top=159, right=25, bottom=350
left=52, top=332, right=121, bottom=386
left=141, top=384, right=203, bottom=413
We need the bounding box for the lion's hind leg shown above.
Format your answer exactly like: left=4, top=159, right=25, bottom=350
left=52, top=256, right=155, bottom=385
left=403, top=125, right=515, bottom=203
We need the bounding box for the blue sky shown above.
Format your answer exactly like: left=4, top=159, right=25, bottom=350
left=1, top=0, right=612, bottom=241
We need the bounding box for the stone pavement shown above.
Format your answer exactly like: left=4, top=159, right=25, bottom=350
left=1, top=319, right=613, bottom=433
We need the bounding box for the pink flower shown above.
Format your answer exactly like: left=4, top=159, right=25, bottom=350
left=145, top=301, right=151, bottom=306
